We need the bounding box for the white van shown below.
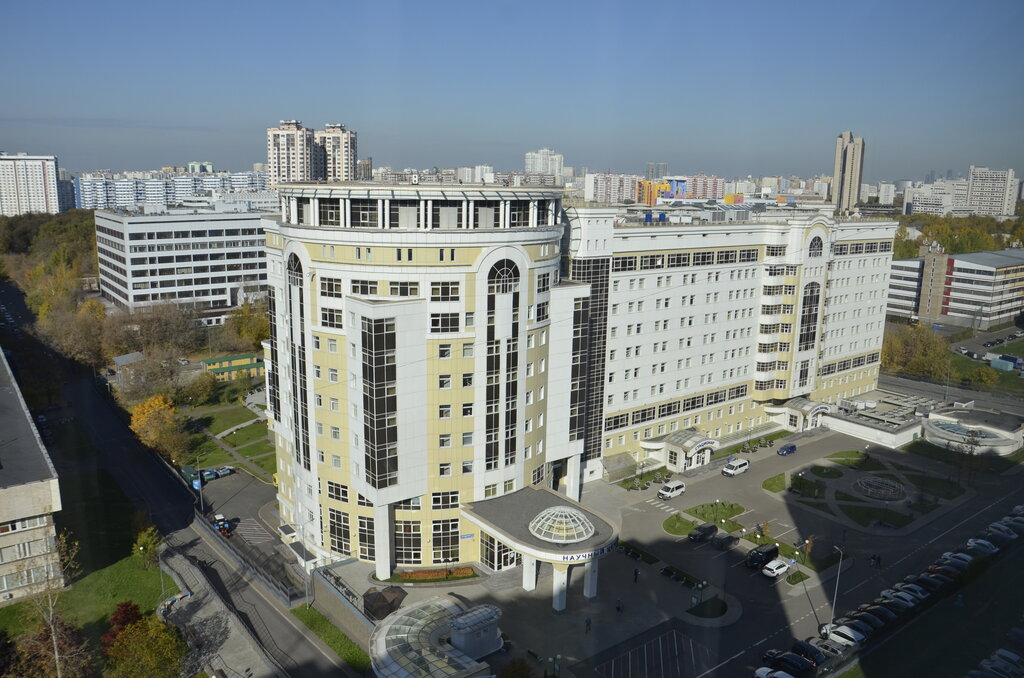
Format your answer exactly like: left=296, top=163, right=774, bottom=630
left=722, top=459, right=750, bottom=477
left=657, top=480, right=686, bottom=500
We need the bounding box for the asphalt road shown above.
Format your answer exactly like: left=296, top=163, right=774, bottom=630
left=0, top=282, right=353, bottom=678
left=878, top=373, right=1024, bottom=415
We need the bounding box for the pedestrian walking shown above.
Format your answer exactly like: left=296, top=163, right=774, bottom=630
left=585, top=618, right=592, bottom=634
left=633, top=568, right=640, bottom=584
left=616, top=599, right=623, bottom=614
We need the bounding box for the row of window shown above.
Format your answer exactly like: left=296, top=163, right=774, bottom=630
left=831, top=241, right=892, bottom=255
left=611, top=248, right=759, bottom=272
left=818, top=352, right=881, bottom=376
left=604, top=384, right=749, bottom=431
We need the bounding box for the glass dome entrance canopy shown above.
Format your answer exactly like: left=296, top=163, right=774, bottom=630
left=528, top=506, right=595, bottom=544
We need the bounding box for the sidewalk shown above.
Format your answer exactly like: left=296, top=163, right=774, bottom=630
left=161, top=545, right=283, bottom=678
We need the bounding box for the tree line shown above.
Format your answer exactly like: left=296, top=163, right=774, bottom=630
left=893, top=209, right=1024, bottom=260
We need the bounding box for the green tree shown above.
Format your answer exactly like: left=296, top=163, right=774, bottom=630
left=132, top=526, right=162, bottom=569
left=226, top=299, right=270, bottom=350
left=967, top=366, right=999, bottom=388
left=11, top=616, right=94, bottom=678
left=106, top=617, right=187, bottom=678
left=177, top=371, right=217, bottom=407
left=100, top=602, right=142, bottom=657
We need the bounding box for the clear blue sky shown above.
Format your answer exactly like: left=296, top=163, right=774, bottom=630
left=2, top=0, right=1021, bottom=183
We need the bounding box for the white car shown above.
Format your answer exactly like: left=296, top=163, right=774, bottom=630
left=722, top=459, right=750, bottom=476
left=754, top=669, right=796, bottom=678
left=822, top=624, right=864, bottom=647
left=761, top=559, right=790, bottom=578
left=942, top=551, right=974, bottom=565
left=966, top=538, right=1000, bottom=555
left=657, top=479, right=686, bottom=500
left=893, top=583, right=928, bottom=601
left=880, top=589, right=919, bottom=607
left=989, top=523, right=1019, bottom=540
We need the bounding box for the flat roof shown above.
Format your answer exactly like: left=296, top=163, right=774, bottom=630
left=954, top=249, right=1024, bottom=269
left=463, top=486, right=615, bottom=553
left=0, top=352, right=57, bottom=490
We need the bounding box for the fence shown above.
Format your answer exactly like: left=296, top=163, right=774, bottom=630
left=193, top=509, right=305, bottom=606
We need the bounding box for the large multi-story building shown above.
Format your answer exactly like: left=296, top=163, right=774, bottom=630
left=0, top=152, right=70, bottom=216
left=314, top=124, right=357, bottom=182
left=680, top=174, right=725, bottom=200
left=887, top=247, right=1024, bottom=329
left=95, top=203, right=268, bottom=324
left=267, top=120, right=316, bottom=185
left=966, top=165, right=1017, bottom=217
left=75, top=172, right=269, bottom=209
left=646, top=162, right=668, bottom=181
left=0, top=351, right=62, bottom=605
left=261, top=183, right=895, bottom=603
left=584, top=173, right=641, bottom=203
left=832, top=131, right=865, bottom=215
left=524, top=148, right=563, bottom=177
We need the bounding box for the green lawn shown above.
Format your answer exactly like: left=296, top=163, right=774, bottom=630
left=826, top=450, right=886, bottom=471
left=999, top=339, right=1024, bottom=358
left=835, top=490, right=867, bottom=503
left=902, top=473, right=965, bottom=500
left=790, top=474, right=827, bottom=498
left=291, top=607, right=370, bottom=673
left=786, top=571, right=810, bottom=585
left=194, top=405, right=258, bottom=435
left=236, top=439, right=275, bottom=458
left=249, top=453, right=278, bottom=476
left=810, top=465, right=843, bottom=479
left=222, top=420, right=268, bottom=448
left=663, top=514, right=700, bottom=536
left=762, top=473, right=786, bottom=493
left=796, top=499, right=836, bottom=515
left=949, top=353, right=1024, bottom=396
left=838, top=502, right=914, bottom=528
left=189, top=435, right=235, bottom=468
left=684, top=502, right=746, bottom=532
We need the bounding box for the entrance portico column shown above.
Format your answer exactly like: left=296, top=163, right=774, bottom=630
left=522, top=555, right=538, bottom=591
left=565, top=454, right=582, bottom=502
left=552, top=564, right=569, bottom=612
left=583, top=559, right=598, bottom=599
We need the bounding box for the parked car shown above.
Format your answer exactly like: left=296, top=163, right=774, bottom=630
left=980, top=529, right=1015, bottom=548
left=999, top=516, right=1024, bottom=533
left=1011, top=505, right=1024, bottom=518
left=214, top=466, right=234, bottom=477
left=988, top=522, right=1019, bottom=540
left=657, top=479, right=686, bottom=500
left=200, top=469, right=218, bottom=482
left=904, top=574, right=946, bottom=592
left=858, top=604, right=898, bottom=623
left=790, top=640, right=828, bottom=667
left=722, top=458, right=750, bottom=476
left=941, top=551, right=974, bottom=565
left=761, top=650, right=814, bottom=677
left=964, top=538, right=999, bottom=556
left=833, top=617, right=874, bottom=638
left=746, top=543, right=780, bottom=569
left=872, top=596, right=913, bottom=612
left=926, top=564, right=963, bottom=579
left=934, top=557, right=969, bottom=573
left=777, top=443, right=797, bottom=456
left=894, top=582, right=929, bottom=600
left=992, top=649, right=1024, bottom=672
left=880, top=589, right=919, bottom=607
left=848, top=610, right=885, bottom=629
left=688, top=523, right=718, bottom=543
left=821, top=624, right=864, bottom=647
left=753, top=668, right=796, bottom=678
left=762, top=559, right=790, bottom=578
left=712, top=533, right=740, bottom=550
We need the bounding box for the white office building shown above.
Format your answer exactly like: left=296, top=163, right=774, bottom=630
left=95, top=204, right=268, bottom=324
left=966, top=166, right=1017, bottom=217
left=878, top=183, right=895, bottom=205
left=524, top=149, right=564, bottom=177
left=0, top=153, right=69, bottom=216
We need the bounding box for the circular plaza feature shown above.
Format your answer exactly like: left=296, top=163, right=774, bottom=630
left=528, top=506, right=596, bottom=544
left=855, top=475, right=905, bottom=501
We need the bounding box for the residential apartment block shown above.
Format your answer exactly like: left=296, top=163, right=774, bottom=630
left=75, top=172, right=269, bottom=209
left=966, top=165, right=1017, bottom=217
left=267, top=121, right=358, bottom=186
left=583, top=173, right=641, bottom=203
left=0, top=352, right=62, bottom=605
left=887, top=247, right=1024, bottom=329
left=95, top=204, right=268, bottom=325
left=524, top=148, right=563, bottom=176
left=261, top=182, right=895, bottom=591
left=832, top=131, right=865, bottom=215
left=0, top=152, right=70, bottom=216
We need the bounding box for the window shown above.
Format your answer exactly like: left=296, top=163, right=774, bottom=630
left=462, top=373, right=474, bottom=387
left=394, top=520, right=421, bottom=565
left=536, top=301, right=549, bottom=322
left=328, top=368, right=338, bottom=383
left=532, top=466, right=545, bottom=485
left=321, top=309, right=343, bottom=328
left=808, top=236, right=823, bottom=257
left=484, top=484, right=497, bottom=498
left=330, top=426, right=340, bottom=439
left=766, top=245, right=787, bottom=257
left=462, top=432, right=474, bottom=445
left=462, top=403, right=474, bottom=416
left=438, top=344, right=452, bottom=358
left=320, top=277, right=344, bottom=298
left=327, top=338, right=337, bottom=353
left=431, top=313, right=460, bottom=333
left=462, top=460, right=473, bottom=473
left=439, top=434, right=451, bottom=448
left=432, top=491, right=460, bottom=509
left=329, top=509, right=350, bottom=556
left=389, top=281, right=419, bottom=296
left=465, top=312, right=474, bottom=327
left=537, top=272, right=551, bottom=292
left=462, top=343, right=474, bottom=358
left=503, top=479, right=515, bottom=493
left=329, top=397, right=339, bottom=411
left=432, top=519, right=460, bottom=563
left=358, top=516, right=374, bottom=560
left=327, top=481, right=348, bottom=501
left=351, top=280, right=377, bottom=295
left=431, top=282, right=460, bottom=301
left=439, top=404, right=451, bottom=418
left=439, top=374, right=451, bottom=388
left=439, top=463, right=452, bottom=477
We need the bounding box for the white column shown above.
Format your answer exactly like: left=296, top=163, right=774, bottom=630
left=583, top=559, right=599, bottom=599
left=522, top=555, right=538, bottom=591
left=311, top=198, right=320, bottom=227
left=382, top=199, right=390, bottom=228
left=342, top=198, right=350, bottom=228
left=529, top=200, right=538, bottom=228
left=289, top=197, right=298, bottom=225
left=424, top=200, right=431, bottom=229
left=565, top=455, right=582, bottom=502
left=552, top=565, right=568, bottom=612
left=467, top=200, right=474, bottom=229
left=373, top=504, right=392, bottom=581
left=377, top=199, right=385, bottom=228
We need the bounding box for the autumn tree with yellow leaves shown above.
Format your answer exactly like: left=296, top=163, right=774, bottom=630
left=130, top=395, right=190, bottom=463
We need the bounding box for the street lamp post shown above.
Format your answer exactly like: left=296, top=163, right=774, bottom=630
left=829, top=545, right=844, bottom=630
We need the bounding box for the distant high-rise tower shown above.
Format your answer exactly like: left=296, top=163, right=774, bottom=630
left=0, top=152, right=69, bottom=216
left=356, top=157, right=373, bottom=181
left=267, top=120, right=314, bottom=185
left=646, top=162, right=668, bottom=181
left=831, top=131, right=865, bottom=215
left=524, top=148, right=563, bottom=176
left=314, top=124, right=357, bottom=182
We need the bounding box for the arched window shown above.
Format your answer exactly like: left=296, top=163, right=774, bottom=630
left=798, top=282, right=821, bottom=351
left=809, top=236, right=823, bottom=257
left=287, top=253, right=303, bottom=286
left=487, top=259, right=520, bottom=294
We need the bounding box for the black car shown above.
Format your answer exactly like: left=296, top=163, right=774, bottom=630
left=711, top=533, right=739, bottom=550
left=927, top=564, right=963, bottom=579
left=834, top=617, right=874, bottom=638
left=688, top=523, right=718, bottom=543
left=904, top=574, right=947, bottom=593
left=762, top=650, right=814, bottom=677
left=861, top=605, right=898, bottom=623
left=849, top=610, right=886, bottom=629
left=935, top=556, right=970, bottom=572
left=791, top=640, right=828, bottom=667
left=979, top=530, right=1015, bottom=548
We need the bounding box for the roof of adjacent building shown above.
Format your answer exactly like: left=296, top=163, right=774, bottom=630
left=200, top=353, right=260, bottom=365
left=953, top=249, right=1024, bottom=269
left=0, top=353, right=58, bottom=490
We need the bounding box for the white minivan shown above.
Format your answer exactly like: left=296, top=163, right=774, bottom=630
left=657, top=480, right=686, bottom=500
left=722, top=459, right=750, bottom=477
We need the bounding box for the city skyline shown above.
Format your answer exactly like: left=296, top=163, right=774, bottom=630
left=1, top=0, right=1022, bottom=182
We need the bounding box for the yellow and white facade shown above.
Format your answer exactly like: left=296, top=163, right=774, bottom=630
left=263, top=184, right=896, bottom=582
